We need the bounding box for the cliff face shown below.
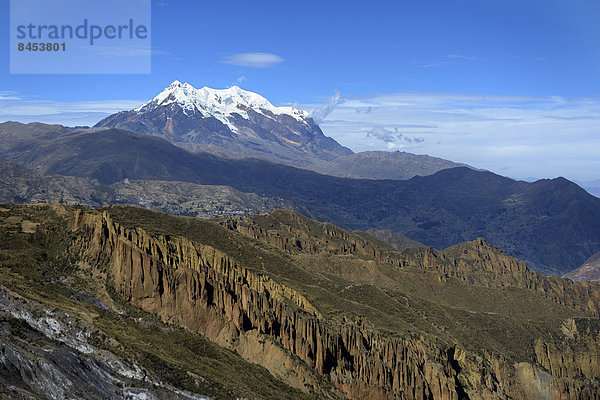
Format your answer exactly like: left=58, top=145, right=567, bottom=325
left=67, top=207, right=600, bottom=399
left=71, top=210, right=466, bottom=399
left=1, top=204, right=317, bottom=400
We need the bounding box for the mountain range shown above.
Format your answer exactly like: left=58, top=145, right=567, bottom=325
left=3, top=81, right=600, bottom=399
left=1, top=121, right=599, bottom=275
left=95, top=81, right=352, bottom=168
left=95, top=81, right=469, bottom=179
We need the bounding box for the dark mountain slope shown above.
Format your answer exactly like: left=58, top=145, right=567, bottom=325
left=0, top=157, right=293, bottom=219
left=1, top=124, right=599, bottom=274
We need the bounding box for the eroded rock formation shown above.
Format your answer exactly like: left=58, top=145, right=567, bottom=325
left=63, top=206, right=600, bottom=399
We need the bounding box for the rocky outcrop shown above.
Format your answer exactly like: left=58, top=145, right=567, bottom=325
left=72, top=209, right=334, bottom=396
left=0, top=285, right=209, bottom=400
left=219, top=210, right=394, bottom=260
left=67, top=207, right=600, bottom=399
left=419, top=239, right=600, bottom=315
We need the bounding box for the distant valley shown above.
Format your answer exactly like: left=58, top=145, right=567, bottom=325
left=0, top=157, right=292, bottom=219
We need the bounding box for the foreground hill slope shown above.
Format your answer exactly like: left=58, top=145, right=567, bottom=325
left=2, top=204, right=600, bottom=399
left=1, top=123, right=599, bottom=274
left=0, top=205, right=321, bottom=399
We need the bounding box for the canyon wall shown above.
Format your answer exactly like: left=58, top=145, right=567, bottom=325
left=70, top=209, right=600, bottom=399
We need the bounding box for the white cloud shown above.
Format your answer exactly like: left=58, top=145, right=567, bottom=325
left=447, top=54, right=477, bottom=61
left=230, top=76, right=247, bottom=87
left=310, top=90, right=343, bottom=123
left=366, top=126, right=424, bottom=144
left=420, top=54, right=477, bottom=68
left=0, top=91, right=21, bottom=101
left=298, top=91, right=600, bottom=181
left=221, top=52, right=284, bottom=68
left=367, top=126, right=398, bottom=142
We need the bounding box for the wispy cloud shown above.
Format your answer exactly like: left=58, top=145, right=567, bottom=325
left=421, top=54, right=477, bottom=68
left=367, top=126, right=398, bottom=143
left=230, top=76, right=247, bottom=87
left=221, top=52, right=284, bottom=68
left=421, top=61, right=452, bottom=68
left=447, top=54, right=477, bottom=61
left=366, top=126, right=425, bottom=144
left=0, top=91, right=21, bottom=101
left=310, top=90, right=343, bottom=123
left=514, top=55, right=549, bottom=62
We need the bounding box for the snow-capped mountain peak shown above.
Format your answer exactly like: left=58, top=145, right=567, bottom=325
left=95, top=80, right=353, bottom=162
left=134, top=81, right=308, bottom=133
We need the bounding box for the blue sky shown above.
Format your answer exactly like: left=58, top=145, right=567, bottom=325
left=1, top=0, right=600, bottom=181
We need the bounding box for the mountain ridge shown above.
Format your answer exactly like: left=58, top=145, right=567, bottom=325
left=93, top=82, right=477, bottom=178
left=1, top=122, right=599, bottom=274
left=315, top=150, right=475, bottom=180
